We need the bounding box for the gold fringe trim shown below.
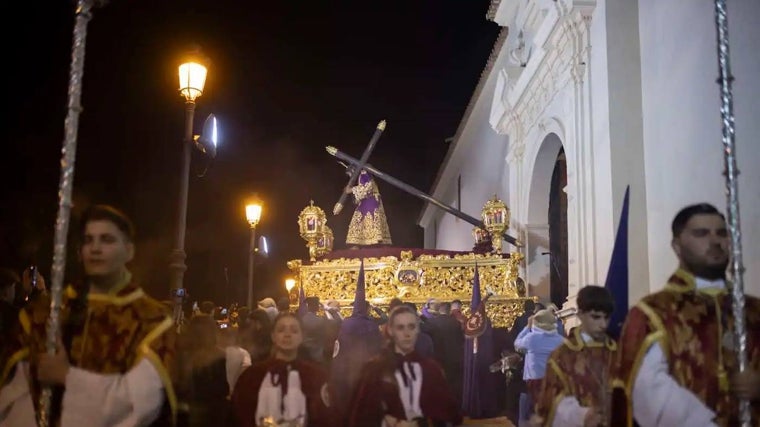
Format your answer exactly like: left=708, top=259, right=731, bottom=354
left=1, top=348, right=29, bottom=386
left=545, top=392, right=567, bottom=427
left=564, top=327, right=617, bottom=351
left=18, top=309, right=31, bottom=334
left=88, top=288, right=144, bottom=306
left=548, top=358, right=571, bottom=394
left=618, top=302, right=669, bottom=427
left=137, top=316, right=178, bottom=426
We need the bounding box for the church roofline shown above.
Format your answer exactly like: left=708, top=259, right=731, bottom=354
left=486, top=0, right=503, bottom=22
left=417, top=25, right=509, bottom=227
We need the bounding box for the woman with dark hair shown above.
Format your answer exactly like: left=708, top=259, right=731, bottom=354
left=347, top=305, right=463, bottom=427
left=178, top=315, right=233, bottom=427
left=232, top=312, right=334, bottom=427
left=239, top=308, right=273, bottom=364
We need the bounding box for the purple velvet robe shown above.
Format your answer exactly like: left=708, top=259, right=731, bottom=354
left=346, top=170, right=392, bottom=246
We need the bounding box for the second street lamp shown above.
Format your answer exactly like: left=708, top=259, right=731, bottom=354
left=245, top=198, right=263, bottom=308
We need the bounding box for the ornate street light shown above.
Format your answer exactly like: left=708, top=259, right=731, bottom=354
left=245, top=196, right=264, bottom=308
left=170, top=46, right=215, bottom=316
left=178, top=57, right=207, bottom=102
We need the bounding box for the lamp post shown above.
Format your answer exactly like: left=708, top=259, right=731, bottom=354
left=170, top=47, right=208, bottom=298
left=245, top=198, right=263, bottom=308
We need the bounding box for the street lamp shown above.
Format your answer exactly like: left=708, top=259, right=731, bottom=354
left=245, top=197, right=263, bottom=308
left=169, top=46, right=211, bottom=305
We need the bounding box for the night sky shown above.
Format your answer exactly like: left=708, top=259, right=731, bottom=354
left=2, top=0, right=500, bottom=305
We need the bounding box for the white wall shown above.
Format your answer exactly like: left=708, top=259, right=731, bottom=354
left=602, top=0, right=652, bottom=305
left=638, top=0, right=760, bottom=296
left=428, top=70, right=512, bottom=252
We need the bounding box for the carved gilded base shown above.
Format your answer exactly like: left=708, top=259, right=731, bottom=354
left=287, top=250, right=530, bottom=329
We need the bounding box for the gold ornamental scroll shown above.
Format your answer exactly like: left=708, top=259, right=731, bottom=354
left=287, top=250, right=529, bottom=329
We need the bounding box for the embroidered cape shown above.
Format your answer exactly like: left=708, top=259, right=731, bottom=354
left=611, top=269, right=760, bottom=426
left=536, top=327, right=617, bottom=426
left=3, top=275, right=177, bottom=426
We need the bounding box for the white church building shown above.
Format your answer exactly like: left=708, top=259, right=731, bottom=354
left=418, top=0, right=760, bottom=310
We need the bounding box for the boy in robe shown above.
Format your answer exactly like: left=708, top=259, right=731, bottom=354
left=534, top=285, right=616, bottom=427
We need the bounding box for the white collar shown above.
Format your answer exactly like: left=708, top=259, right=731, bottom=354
left=695, top=276, right=726, bottom=290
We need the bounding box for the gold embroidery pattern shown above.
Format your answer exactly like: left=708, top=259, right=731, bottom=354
left=346, top=199, right=392, bottom=245
left=16, top=281, right=177, bottom=426
left=287, top=252, right=528, bottom=328
left=614, top=269, right=760, bottom=426
left=538, top=332, right=616, bottom=426
left=351, top=179, right=374, bottom=201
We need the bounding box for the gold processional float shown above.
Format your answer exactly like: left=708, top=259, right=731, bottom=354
left=286, top=196, right=532, bottom=329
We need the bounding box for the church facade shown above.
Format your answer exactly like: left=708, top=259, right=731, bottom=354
left=418, top=0, right=760, bottom=309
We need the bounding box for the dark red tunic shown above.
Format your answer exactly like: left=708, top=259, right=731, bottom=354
left=232, top=357, right=335, bottom=427
left=347, top=349, right=463, bottom=427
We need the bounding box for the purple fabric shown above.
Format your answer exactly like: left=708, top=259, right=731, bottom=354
left=357, top=169, right=371, bottom=185
left=421, top=305, right=434, bottom=319
left=352, top=259, right=367, bottom=315
left=415, top=331, right=435, bottom=358
left=357, top=193, right=380, bottom=215
left=337, top=314, right=382, bottom=340
left=330, top=313, right=384, bottom=418
left=462, top=264, right=500, bottom=418
left=356, top=171, right=380, bottom=216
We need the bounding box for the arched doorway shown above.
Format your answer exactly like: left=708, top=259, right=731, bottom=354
left=526, top=133, right=568, bottom=306
left=548, top=148, right=568, bottom=308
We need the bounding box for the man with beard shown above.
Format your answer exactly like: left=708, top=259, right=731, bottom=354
left=612, top=203, right=760, bottom=426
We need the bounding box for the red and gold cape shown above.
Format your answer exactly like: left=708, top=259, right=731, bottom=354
left=611, top=269, right=760, bottom=426
left=536, top=327, right=617, bottom=426
left=1, top=272, right=177, bottom=426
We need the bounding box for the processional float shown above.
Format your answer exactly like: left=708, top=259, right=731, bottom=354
left=40, top=0, right=750, bottom=424
left=288, top=121, right=530, bottom=329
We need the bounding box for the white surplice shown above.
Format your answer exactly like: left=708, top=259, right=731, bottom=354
left=0, top=358, right=165, bottom=427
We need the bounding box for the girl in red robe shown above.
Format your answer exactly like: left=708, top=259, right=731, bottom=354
left=232, top=312, right=334, bottom=427
left=347, top=305, right=463, bottom=427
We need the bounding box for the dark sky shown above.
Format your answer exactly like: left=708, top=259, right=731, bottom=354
left=2, top=0, right=499, bottom=305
